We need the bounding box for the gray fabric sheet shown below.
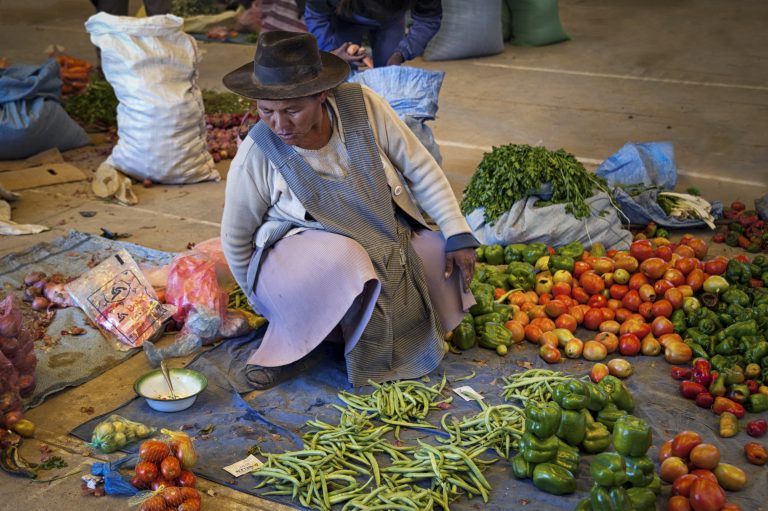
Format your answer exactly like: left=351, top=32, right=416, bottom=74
left=0, top=230, right=174, bottom=407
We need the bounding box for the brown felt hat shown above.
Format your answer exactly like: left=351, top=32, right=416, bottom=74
left=222, top=31, right=350, bottom=100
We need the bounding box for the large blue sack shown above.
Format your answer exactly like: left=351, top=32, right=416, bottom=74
left=0, top=60, right=89, bottom=160
left=612, top=187, right=722, bottom=228
left=596, top=141, right=677, bottom=190
left=348, top=66, right=445, bottom=165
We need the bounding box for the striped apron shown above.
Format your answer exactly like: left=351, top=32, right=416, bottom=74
left=248, top=83, right=445, bottom=385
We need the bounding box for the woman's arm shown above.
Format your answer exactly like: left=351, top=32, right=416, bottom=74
left=394, top=0, right=442, bottom=61
left=304, top=0, right=343, bottom=52
left=220, top=142, right=271, bottom=292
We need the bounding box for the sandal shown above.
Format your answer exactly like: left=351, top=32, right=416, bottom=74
left=245, top=364, right=284, bottom=390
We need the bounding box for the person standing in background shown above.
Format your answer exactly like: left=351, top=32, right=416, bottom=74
left=304, top=0, right=441, bottom=68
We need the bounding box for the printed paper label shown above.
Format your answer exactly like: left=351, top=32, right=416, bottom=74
left=223, top=454, right=263, bottom=477
left=453, top=386, right=484, bottom=402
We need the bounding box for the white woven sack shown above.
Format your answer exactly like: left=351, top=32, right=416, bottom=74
left=85, top=13, right=218, bottom=184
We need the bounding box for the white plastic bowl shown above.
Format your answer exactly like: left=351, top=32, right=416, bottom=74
left=134, top=368, right=208, bottom=412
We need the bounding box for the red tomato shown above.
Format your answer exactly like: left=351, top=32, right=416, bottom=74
left=663, top=268, right=686, bottom=287
left=675, top=257, right=698, bottom=275
left=609, top=284, right=629, bottom=300
left=630, top=239, right=655, bottom=261
left=654, top=278, right=675, bottom=296
left=673, top=474, right=700, bottom=497
left=651, top=299, right=674, bottom=319
left=622, top=289, right=642, bottom=312
left=551, top=282, right=572, bottom=297
left=177, top=470, right=196, bottom=487
left=656, top=244, right=673, bottom=261
left=674, top=244, right=696, bottom=258
left=614, top=255, right=639, bottom=272
left=628, top=272, right=649, bottom=291
left=638, top=283, right=657, bottom=302
left=161, top=456, right=182, bottom=481
left=661, top=456, right=690, bottom=483
left=664, top=287, right=685, bottom=309
left=587, top=294, right=608, bottom=308
left=619, top=333, right=641, bottom=356
left=614, top=308, right=633, bottom=323
left=640, top=257, right=669, bottom=280
left=135, top=461, right=159, bottom=484
left=689, top=469, right=718, bottom=483
left=689, top=478, right=725, bottom=511
left=571, top=286, right=590, bottom=304
left=555, top=314, right=578, bottom=333
left=638, top=302, right=654, bottom=320
left=668, top=495, right=692, bottom=511
left=703, top=257, right=727, bottom=276
left=595, top=331, right=619, bottom=353
left=658, top=439, right=674, bottom=463
left=685, top=238, right=709, bottom=259
left=583, top=308, right=605, bottom=330
left=572, top=261, right=592, bottom=278
left=539, top=344, right=562, bottom=364
left=689, top=444, right=720, bottom=470
left=686, top=269, right=706, bottom=292
left=651, top=316, right=675, bottom=336
left=599, top=320, right=620, bottom=334
left=620, top=318, right=651, bottom=339
left=580, top=271, right=606, bottom=295
left=672, top=431, right=704, bottom=459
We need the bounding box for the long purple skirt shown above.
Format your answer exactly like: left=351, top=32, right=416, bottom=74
left=246, top=229, right=475, bottom=367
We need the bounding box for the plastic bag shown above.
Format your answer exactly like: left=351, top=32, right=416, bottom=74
left=424, top=0, right=504, bottom=61
left=509, top=0, right=570, bottom=47
left=596, top=142, right=677, bottom=190
left=89, top=414, right=155, bottom=453
left=161, top=428, right=197, bottom=469
left=166, top=252, right=228, bottom=324
left=67, top=250, right=176, bottom=348
left=0, top=295, right=36, bottom=406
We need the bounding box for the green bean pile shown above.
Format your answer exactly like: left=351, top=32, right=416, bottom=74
left=341, top=485, right=438, bottom=511
left=437, top=401, right=525, bottom=459
left=303, top=408, right=413, bottom=485
left=500, top=369, right=573, bottom=403
left=253, top=449, right=372, bottom=510
left=338, top=376, right=452, bottom=432
left=383, top=441, right=495, bottom=507
left=228, top=285, right=257, bottom=315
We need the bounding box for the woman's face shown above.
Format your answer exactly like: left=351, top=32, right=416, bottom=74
left=257, top=92, right=329, bottom=148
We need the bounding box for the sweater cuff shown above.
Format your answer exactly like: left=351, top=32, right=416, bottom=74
left=445, top=232, right=480, bottom=252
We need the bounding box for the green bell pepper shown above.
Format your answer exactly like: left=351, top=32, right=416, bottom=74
left=754, top=255, right=768, bottom=269
left=763, top=271, right=768, bottom=287
left=727, top=383, right=750, bottom=404
left=671, top=308, right=687, bottom=334
left=626, top=487, right=657, bottom=511
left=582, top=420, right=611, bottom=454
left=597, top=403, right=628, bottom=432
left=747, top=393, right=768, bottom=413
left=557, top=409, right=587, bottom=446
left=624, top=455, right=655, bottom=488
left=584, top=382, right=610, bottom=412
left=503, top=243, right=527, bottom=263
left=523, top=243, right=549, bottom=265
left=525, top=401, right=562, bottom=439
left=484, top=244, right=505, bottom=265
left=646, top=473, right=662, bottom=495
left=492, top=302, right=512, bottom=321
left=469, top=282, right=494, bottom=316
left=709, top=354, right=730, bottom=373
left=613, top=415, right=652, bottom=457
left=510, top=453, right=533, bottom=479
left=716, top=319, right=757, bottom=341
left=549, top=255, right=575, bottom=273
left=532, top=462, right=577, bottom=495
left=723, top=365, right=745, bottom=385
left=722, top=288, right=750, bottom=307
left=519, top=431, right=559, bottom=463
left=473, top=312, right=504, bottom=328
left=726, top=259, right=752, bottom=285
left=553, top=440, right=580, bottom=476
left=477, top=322, right=512, bottom=349
left=591, top=484, right=633, bottom=511
left=598, top=375, right=635, bottom=412
left=474, top=245, right=486, bottom=262
left=556, top=240, right=584, bottom=259
left=553, top=379, right=591, bottom=410
left=685, top=328, right=711, bottom=347
left=685, top=340, right=710, bottom=360
left=698, top=318, right=718, bottom=335
left=452, top=322, right=476, bottom=350
left=486, top=274, right=509, bottom=291
left=709, top=372, right=727, bottom=397
left=715, top=337, right=739, bottom=356
left=590, top=452, right=628, bottom=487
left=575, top=499, right=594, bottom=511
left=506, top=262, right=535, bottom=291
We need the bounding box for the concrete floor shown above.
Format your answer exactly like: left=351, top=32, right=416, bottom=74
left=0, top=0, right=767, bottom=509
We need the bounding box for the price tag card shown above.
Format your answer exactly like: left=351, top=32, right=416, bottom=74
left=453, top=386, right=485, bottom=402
left=223, top=454, right=263, bottom=477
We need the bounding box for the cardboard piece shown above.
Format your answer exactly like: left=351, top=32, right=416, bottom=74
left=0, top=162, right=88, bottom=191
left=0, top=148, right=65, bottom=172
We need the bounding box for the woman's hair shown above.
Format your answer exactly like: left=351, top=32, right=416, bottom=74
left=335, top=0, right=415, bottom=21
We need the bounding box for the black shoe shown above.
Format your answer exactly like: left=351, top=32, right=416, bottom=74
left=245, top=364, right=284, bottom=390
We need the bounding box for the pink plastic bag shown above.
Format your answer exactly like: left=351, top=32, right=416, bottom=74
left=165, top=253, right=228, bottom=324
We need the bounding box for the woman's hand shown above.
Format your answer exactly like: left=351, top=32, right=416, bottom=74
left=386, top=51, right=404, bottom=66
left=332, top=42, right=374, bottom=68
left=444, top=248, right=477, bottom=293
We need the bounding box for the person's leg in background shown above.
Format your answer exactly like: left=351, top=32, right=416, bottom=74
left=142, top=0, right=172, bottom=15
left=369, top=15, right=405, bottom=67
left=91, top=0, right=129, bottom=15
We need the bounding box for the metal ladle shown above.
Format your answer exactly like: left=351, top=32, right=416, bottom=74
left=160, top=360, right=177, bottom=400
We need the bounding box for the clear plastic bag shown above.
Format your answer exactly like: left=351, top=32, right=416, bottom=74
left=89, top=414, right=155, bottom=453
left=67, top=250, right=176, bottom=348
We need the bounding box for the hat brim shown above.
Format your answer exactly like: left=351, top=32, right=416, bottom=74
left=222, top=51, right=350, bottom=100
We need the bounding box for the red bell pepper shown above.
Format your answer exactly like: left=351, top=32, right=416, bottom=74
left=680, top=381, right=707, bottom=400
left=747, top=419, right=768, bottom=438
left=712, top=397, right=746, bottom=419
left=746, top=380, right=760, bottom=395
left=671, top=367, right=693, bottom=381
left=692, top=359, right=712, bottom=387
left=695, top=392, right=715, bottom=409
left=745, top=442, right=768, bottom=465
